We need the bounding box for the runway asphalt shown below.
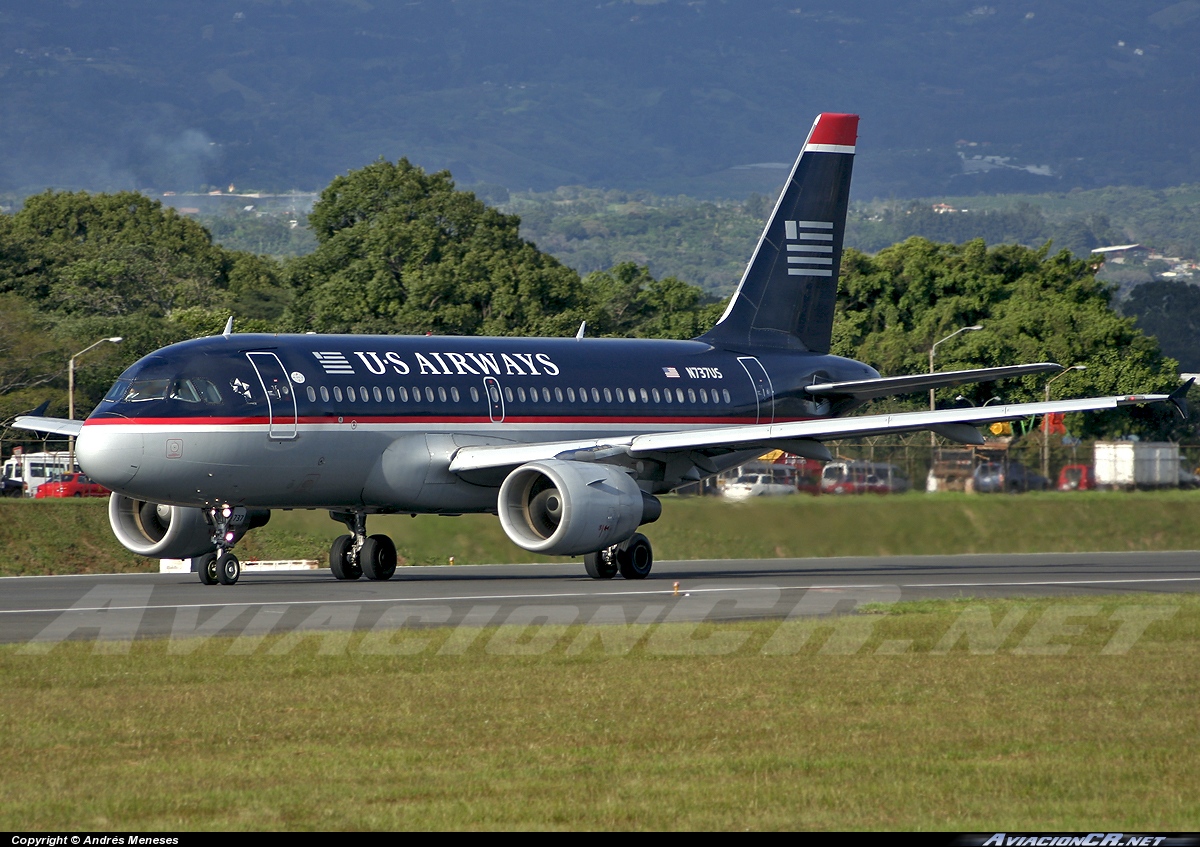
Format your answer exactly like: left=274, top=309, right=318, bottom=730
left=1, top=551, right=1197, bottom=647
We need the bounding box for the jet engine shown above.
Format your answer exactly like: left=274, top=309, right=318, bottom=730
left=108, top=494, right=215, bottom=558
left=498, top=460, right=660, bottom=556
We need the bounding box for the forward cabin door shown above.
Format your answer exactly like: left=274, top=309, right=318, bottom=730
left=737, top=356, right=775, bottom=424
left=246, top=352, right=298, bottom=440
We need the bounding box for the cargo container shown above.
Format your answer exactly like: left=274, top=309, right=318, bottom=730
left=1093, top=441, right=1179, bottom=489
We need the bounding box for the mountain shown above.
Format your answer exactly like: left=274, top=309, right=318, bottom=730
left=3, top=1, right=1200, bottom=199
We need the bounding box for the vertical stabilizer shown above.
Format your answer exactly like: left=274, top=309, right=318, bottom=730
left=700, top=113, right=858, bottom=353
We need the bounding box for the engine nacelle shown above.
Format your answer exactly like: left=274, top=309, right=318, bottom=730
left=498, top=460, right=660, bottom=556
left=108, top=493, right=215, bottom=559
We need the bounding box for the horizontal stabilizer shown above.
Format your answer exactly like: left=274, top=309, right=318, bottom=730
left=804, top=363, right=1063, bottom=401
left=12, top=416, right=84, bottom=438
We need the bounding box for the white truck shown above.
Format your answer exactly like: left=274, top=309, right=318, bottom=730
left=1093, top=441, right=1180, bottom=489
left=1, top=450, right=78, bottom=497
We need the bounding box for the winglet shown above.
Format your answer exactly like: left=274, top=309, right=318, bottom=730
left=576, top=321, right=586, bottom=340
left=1169, top=377, right=1194, bottom=419
left=223, top=316, right=234, bottom=337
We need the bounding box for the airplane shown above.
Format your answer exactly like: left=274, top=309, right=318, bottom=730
left=15, top=113, right=1182, bottom=586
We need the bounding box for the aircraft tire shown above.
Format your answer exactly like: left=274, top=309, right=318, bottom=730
left=584, top=550, right=618, bottom=579
left=616, top=533, right=653, bottom=580
left=330, top=534, right=361, bottom=581
left=216, top=552, right=240, bottom=585
left=196, top=553, right=219, bottom=586
left=361, top=534, right=397, bottom=581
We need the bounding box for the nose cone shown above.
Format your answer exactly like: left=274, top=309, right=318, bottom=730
left=77, top=424, right=143, bottom=489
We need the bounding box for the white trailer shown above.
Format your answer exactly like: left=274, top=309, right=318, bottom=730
left=1, top=450, right=78, bottom=497
left=1093, top=441, right=1180, bottom=489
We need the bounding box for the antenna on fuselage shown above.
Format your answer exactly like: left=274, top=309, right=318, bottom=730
left=575, top=321, right=586, bottom=340
left=222, top=316, right=234, bottom=338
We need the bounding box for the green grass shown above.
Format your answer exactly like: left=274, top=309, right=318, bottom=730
left=3, top=490, right=1200, bottom=576
left=1, top=593, right=1197, bottom=829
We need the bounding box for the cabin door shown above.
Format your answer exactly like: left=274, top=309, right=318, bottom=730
left=246, top=352, right=298, bottom=440
left=737, top=356, right=775, bottom=424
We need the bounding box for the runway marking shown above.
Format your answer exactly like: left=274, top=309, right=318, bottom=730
left=3, top=576, right=1199, bottom=618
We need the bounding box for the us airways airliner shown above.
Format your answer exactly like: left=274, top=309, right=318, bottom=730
left=15, top=114, right=1180, bottom=585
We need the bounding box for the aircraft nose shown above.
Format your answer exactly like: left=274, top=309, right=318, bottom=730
left=76, top=425, right=143, bottom=488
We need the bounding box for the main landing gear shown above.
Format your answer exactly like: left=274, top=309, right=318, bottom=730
left=584, top=532, right=653, bottom=580
left=329, top=511, right=398, bottom=581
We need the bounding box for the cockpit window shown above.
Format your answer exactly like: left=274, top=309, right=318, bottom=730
left=104, top=379, right=131, bottom=402
left=169, top=377, right=223, bottom=404
left=123, top=378, right=171, bottom=402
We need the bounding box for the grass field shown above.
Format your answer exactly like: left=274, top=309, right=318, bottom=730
left=2, top=489, right=1200, bottom=576
left=2, top=593, right=1198, bottom=830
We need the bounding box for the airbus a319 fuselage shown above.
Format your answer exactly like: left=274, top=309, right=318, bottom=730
left=17, top=113, right=1173, bottom=585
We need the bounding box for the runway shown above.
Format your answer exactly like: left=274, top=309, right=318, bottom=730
left=1, top=551, right=1197, bottom=647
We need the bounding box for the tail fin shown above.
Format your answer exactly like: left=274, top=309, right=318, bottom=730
left=699, top=112, right=858, bottom=354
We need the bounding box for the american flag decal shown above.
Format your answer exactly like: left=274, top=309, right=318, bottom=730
left=783, top=220, right=835, bottom=277
left=663, top=366, right=680, bottom=378
left=313, top=351, right=355, bottom=374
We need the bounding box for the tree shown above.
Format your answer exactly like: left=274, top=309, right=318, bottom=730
left=833, top=237, right=1180, bottom=437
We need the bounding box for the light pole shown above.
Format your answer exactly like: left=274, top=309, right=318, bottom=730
left=929, top=325, right=982, bottom=445
left=68, top=336, right=122, bottom=469
left=1042, top=365, right=1086, bottom=483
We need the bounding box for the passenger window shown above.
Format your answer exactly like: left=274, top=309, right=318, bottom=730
left=504, top=386, right=514, bottom=402
left=320, top=386, right=330, bottom=402
left=579, top=387, right=587, bottom=402
left=699, top=388, right=708, bottom=403
left=664, top=389, right=672, bottom=404
left=615, top=388, right=624, bottom=403
left=360, top=386, right=369, bottom=401
left=677, top=388, right=685, bottom=403
left=555, top=387, right=564, bottom=402
left=373, top=386, right=383, bottom=402
left=542, top=387, right=551, bottom=402
left=451, top=386, right=460, bottom=402
left=306, top=386, right=317, bottom=402
left=412, top=386, right=420, bottom=401
left=687, top=388, right=696, bottom=403
left=424, top=386, right=435, bottom=403
left=518, top=386, right=526, bottom=402
left=488, top=384, right=501, bottom=403
left=438, top=386, right=447, bottom=402
left=603, top=388, right=612, bottom=403
left=470, top=386, right=479, bottom=402
left=722, top=389, right=732, bottom=403
left=386, top=386, right=395, bottom=402
left=398, top=386, right=408, bottom=402
left=591, top=387, right=600, bottom=403
left=347, top=386, right=356, bottom=402
left=333, top=386, right=343, bottom=402
left=640, top=388, right=649, bottom=403
left=567, top=387, right=575, bottom=402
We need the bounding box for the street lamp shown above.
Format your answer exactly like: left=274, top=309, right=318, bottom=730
left=929, top=325, right=982, bottom=445
left=68, top=336, right=122, bottom=469
left=1042, top=365, right=1087, bottom=483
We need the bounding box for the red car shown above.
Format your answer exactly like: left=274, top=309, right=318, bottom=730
left=34, top=472, right=110, bottom=498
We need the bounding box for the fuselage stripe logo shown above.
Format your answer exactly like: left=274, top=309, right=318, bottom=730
left=313, top=352, right=355, bottom=374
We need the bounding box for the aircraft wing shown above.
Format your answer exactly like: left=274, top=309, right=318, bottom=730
left=448, top=392, right=1169, bottom=473
left=12, top=416, right=84, bottom=438
left=804, top=363, right=1063, bottom=401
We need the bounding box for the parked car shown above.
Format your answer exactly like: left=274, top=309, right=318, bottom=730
left=33, top=472, right=110, bottom=499
left=973, top=461, right=1049, bottom=493
left=821, top=461, right=909, bottom=495
left=1057, top=464, right=1095, bottom=491
left=722, top=473, right=797, bottom=500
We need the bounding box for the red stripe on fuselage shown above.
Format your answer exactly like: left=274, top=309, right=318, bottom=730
left=82, top=414, right=786, bottom=427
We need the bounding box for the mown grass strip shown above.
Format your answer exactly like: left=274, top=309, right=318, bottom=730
left=2, top=593, right=1198, bottom=830
left=4, top=490, right=1200, bottom=575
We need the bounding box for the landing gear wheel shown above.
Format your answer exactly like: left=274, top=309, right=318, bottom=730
left=216, top=552, right=240, bottom=585
left=617, top=533, right=653, bottom=580
left=584, top=548, right=618, bottom=579
left=330, top=534, right=362, bottom=581
left=196, top=552, right=219, bottom=586
left=361, top=534, right=398, bottom=581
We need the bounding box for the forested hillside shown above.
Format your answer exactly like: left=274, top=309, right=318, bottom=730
left=4, top=2, right=1200, bottom=199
